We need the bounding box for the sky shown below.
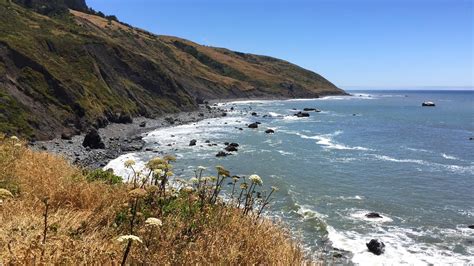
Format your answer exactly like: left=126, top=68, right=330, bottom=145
left=86, top=0, right=473, bottom=89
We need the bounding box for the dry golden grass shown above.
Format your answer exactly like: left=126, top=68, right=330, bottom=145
left=0, top=135, right=306, bottom=264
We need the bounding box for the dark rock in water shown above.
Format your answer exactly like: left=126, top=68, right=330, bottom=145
left=422, top=101, right=435, bottom=107
left=228, top=142, right=239, bottom=147
left=82, top=128, right=105, bottom=149
left=225, top=145, right=238, bottom=152
left=238, top=128, right=243, bottom=131
left=468, top=225, right=474, bottom=229
left=256, top=122, right=261, bottom=124
left=222, top=112, right=227, bottom=117
left=61, top=132, right=72, bottom=140
left=248, top=122, right=259, bottom=129
left=205, top=140, right=211, bottom=143
left=224, top=142, right=229, bottom=146
left=265, top=129, right=275, bottom=134
left=294, top=112, right=310, bottom=117
left=216, top=151, right=230, bottom=157
left=165, top=117, right=175, bottom=125
left=303, top=108, right=316, bottom=111
left=469, top=137, right=474, bottom=140
left=251, top=112, right=258, bottom=116
left=366, top=212, right=383, bottom=219
left=139, top=121, right=147, bottom=127
left=189, top=139, right=197, bottom=146
left=292, top=108, right=297, bottom=110
left=230, top=107, right=234, bottom=111
left=366, top=239, right=385, bottom=255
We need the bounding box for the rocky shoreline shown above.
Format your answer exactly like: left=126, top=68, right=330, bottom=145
left=30, top=104, right=226, bottom=169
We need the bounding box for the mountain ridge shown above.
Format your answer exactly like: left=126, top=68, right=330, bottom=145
left=0, top=0, right=346, bottom=140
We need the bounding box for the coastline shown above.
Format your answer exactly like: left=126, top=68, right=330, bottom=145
left=30, top=94, right=351, bottom=169
left=30, top=104, right=227, bottom=169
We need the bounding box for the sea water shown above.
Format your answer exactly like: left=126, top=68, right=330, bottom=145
left=106, top=90, right=474, bottom=264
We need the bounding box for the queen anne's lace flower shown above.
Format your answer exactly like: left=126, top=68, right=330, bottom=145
left=197, top=166, right=207, bottom=170
left=189, top=177, right=199, bottom=183
left=117, top=235, right=143, bottom=243
left=249, top=174, right=263, bottom=185
left=145, top=217, right=163, bottom=227
left=124, top=159, right=135, bottom=168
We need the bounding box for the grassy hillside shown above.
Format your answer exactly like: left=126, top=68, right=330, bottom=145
left=0, top=135, right=305, bottom=264
left=0, top=0, right=345, bottom=139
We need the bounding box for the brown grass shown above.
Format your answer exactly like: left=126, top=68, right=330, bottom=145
left=0, top=135, right=306, bottom=264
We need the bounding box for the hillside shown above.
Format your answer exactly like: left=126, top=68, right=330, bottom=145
left=0, top=0, right=345, bottom=140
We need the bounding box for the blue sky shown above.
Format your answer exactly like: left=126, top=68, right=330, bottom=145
left=87, top=0, right=473, bottom=88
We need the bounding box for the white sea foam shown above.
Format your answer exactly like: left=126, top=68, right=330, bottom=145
left=292, top=130, right=372, bottom=151
left=327, top=225, right=474, bottom=265
left=104, top=153, right=144, bottom=180
left=441, top=153, right=458, bottom=160
left=277, top=150, right=294, bottom=156
left=370, top=154, right=474, bottom=174
left=349, top=209, right=394, bottom=223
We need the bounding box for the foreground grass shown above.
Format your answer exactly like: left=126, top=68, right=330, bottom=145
left=0, top=135, right=305, bottom=264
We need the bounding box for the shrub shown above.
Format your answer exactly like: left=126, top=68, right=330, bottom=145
left=86, top=168, right=122, bottom=185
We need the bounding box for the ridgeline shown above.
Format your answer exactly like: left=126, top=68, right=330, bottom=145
left=0, top=0, right=345, bottom=140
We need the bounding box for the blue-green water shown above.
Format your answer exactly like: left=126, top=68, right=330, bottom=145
left=107, top=90, right=474, bottom=264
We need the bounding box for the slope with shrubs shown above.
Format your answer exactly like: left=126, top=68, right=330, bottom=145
left=0, top=0, right=345, bottom=139
left=0, top=135, right=305, bottom=264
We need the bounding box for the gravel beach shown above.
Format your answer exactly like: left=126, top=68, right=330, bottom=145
left=30, top=104, right=227, bottom=169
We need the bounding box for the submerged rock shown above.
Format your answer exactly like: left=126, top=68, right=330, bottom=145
left=468, top=225, right=474, bottom=229
left=366, top=239, right=385, bottom=255
left=265, top=129, right=275, bottom=134
left=422, top=101, right=435, bottom=107
left=189, top=139, right=197, bottom=146
left=294, top=112, right=310, bottom=117
left=82, top=129, right=105, bottom=149
left=139, top=121, right=147, bottom=127
left=365, top=212, right=383, bottom=219
left=216, top=151, right=231, bottom=157
left=248, top=122, right=259, bottom=129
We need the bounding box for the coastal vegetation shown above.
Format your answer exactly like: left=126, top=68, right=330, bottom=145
left=0, top=0, right=344, bottom=140
left=0, top=134, right=304, bottom=264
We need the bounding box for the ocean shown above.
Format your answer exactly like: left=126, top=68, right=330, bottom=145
left=106, top=90, right=474, bottom=264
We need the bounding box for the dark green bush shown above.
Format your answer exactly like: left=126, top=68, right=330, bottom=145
left=86, top=169, right=122, bottom=185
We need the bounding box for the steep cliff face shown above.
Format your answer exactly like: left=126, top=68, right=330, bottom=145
left=0, top=0, right=345, bottom=140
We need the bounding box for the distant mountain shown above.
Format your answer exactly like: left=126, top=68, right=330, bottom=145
left=0, top=0, right=345, bottom=139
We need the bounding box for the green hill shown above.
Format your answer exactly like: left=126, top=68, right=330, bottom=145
left=0, top=0, right=345, bottom=140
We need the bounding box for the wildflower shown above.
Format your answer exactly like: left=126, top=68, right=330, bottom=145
left=249, top=174, right=263, bottom=185
left=271, top=186, right=279, bottom=191
left=117, top=235, right=143, bottom=243
left=163, top=155, right=176, bottom=162
left=10, top=136, right=19, bottom=141
left=216, top=165, right=230, bottom=177
left=209, top=176, right=217, bottom=182
left=124, top=159, right=135, bottom=168
left=166, top=171, right=173, bottom=177
left=14, top=143, right=22, bottom=148
left=197, top=166, right=207, bottom=171
left=232, top=175, right=240, bottom=182
left=182, top=186, right=194, bottom=193
left=128, top=188, right=147, bottom=198
left=189, top=177, right=199, bottom=183
left=147, top=157, right=163, bottom=169
left=145, top=217, right=163, bottom=227
left=201, top=176, right=212, bottom=182
left=240, top=183, right=248, bottom=190
left=153, top=169, right=163, bottom=176
left=0, top=188, right=13, bottom=199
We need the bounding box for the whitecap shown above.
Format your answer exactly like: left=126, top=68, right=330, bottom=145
left=326, top=226, right=474, bottom=265
left=277, top=150, right=294, bottom=156
left=441, top=153, right=458, bottom=160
